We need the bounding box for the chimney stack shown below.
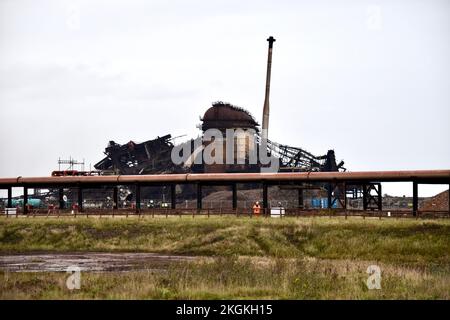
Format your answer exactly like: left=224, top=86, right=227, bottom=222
left=262, top=36, right=276, bottom=141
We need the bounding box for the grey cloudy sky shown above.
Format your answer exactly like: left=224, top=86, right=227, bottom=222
left=0, top=0, right=449, bottom=197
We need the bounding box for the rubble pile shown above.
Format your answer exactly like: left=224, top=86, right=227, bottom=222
left=420, top=190, right=449, bottom=211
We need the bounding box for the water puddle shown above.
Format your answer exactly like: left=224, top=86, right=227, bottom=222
left=0, top=253, right=196, bottom=272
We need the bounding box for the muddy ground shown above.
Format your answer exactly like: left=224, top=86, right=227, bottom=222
left=0, top=253, right=195, bottom=272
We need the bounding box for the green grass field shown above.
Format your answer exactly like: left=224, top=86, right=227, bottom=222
left=1, top=216, right=449, bottom=299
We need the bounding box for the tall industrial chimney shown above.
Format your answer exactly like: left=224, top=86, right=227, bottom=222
left=262, top=36, right=276, bottom=141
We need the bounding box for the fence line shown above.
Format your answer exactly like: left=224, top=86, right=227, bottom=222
left=2, top=208, right=449, bottom=219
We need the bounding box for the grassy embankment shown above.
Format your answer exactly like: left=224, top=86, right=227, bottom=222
left=1, top=216, right=449, bottom=299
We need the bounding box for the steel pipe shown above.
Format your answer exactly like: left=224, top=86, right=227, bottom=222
left=0, top=170, right=449, bottom=187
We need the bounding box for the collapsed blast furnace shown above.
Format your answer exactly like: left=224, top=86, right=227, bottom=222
left=93, top=36, right=345, bottom=175
left=94, top=102, right=344, bottom=175
left=200, top=102, right=260, bottom=173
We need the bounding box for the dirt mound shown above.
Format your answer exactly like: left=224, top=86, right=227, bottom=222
left=202, top=187, right=299, bottom=203
left=201, top=186, right=326, bottom=208
left=420, top=190, right=449, bottom=211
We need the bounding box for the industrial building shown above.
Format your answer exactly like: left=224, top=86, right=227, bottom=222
left=0, top=36, right=448, bottom=217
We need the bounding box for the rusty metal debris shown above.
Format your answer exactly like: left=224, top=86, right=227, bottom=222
left=91, top=102, right=344, bottom=175
left=94, top=134, right=185, bottom=175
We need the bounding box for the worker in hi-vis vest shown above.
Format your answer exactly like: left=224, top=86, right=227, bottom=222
left=252, top=201, right=261, bottom=216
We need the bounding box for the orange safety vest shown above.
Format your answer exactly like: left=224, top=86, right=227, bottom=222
left=252, top=204, right=261, bottom=215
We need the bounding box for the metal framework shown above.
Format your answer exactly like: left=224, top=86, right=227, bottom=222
left=1, top=170, right=449, bottom=217
left=94, top=135, right=183, bottom=175
left=265, top=139, right=345, bottom=172
left=362, top=183, right=382, bottom=211
left=91, top=132, right=346, bottom=177
left=58, top=157, right=85, bottom=171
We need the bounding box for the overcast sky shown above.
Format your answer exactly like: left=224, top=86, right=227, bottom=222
left=0, top=0, right=449, bottom=197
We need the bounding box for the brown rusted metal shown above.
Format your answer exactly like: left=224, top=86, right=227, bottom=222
left=94, top=135, right=178, bottom=175
left=201, top=102, right=259, bottom=132
left=262, top=36, right=276, bottom=140
left=0, top=170, right=449, bottom=187
left=186, top=170, right=450, bottom=183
